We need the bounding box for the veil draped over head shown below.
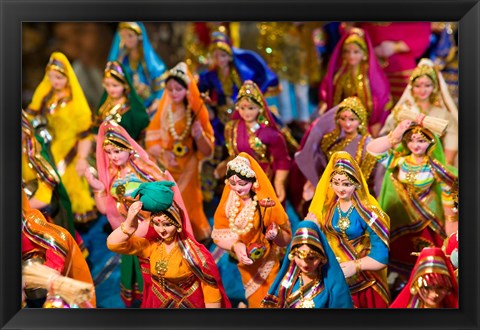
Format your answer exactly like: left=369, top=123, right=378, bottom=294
left=108, top=22, right=166, bottom=105
left=95, top=60, right=149, bottom=140
left=394, top=58, right=458, bottom=122
left=132, top=181, right=232, bottom=308
left=263, top=220, right=353, bottom=308
left=96, top=121, right=191, bottom=236
left=209, top=31, right=279, bottom=94
left=390, top=247, right=458, bottom=308
left=145, top=61, right=213, bottom=152
left=216, top=152, right=288, bottom=229
left=319, top=28, right=391, bottom=127
left=28, top=52, right=92, bottom=118
left=308, top=151, right=390, bottom=245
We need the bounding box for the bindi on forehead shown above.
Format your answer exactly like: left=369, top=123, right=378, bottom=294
left=332, top=174, right=349, bottom=182
left=410, top=134, right=428, bottom=141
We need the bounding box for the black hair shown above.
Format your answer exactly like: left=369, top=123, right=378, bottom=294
left=165, top=75, right=188, bottom=89
left=165, top=76, right=188, bottom=107
left=226, top=168, right=256, bottom=183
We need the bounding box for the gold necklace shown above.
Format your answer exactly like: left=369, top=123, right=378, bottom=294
left=167, top=102, right=192, bottom=158
left=99, top=96, right=128, bottom=123
left=228, top=194, right=258, bottom=235
left=336, top=202, right=355, bottom=235
left=47, top=94, right=70, bottom=115
left=115, top=167, right=131, bottom=203
left=154, top=242, right=177, bottom=289
left=298, top=274, right=316, bottom=308
left=405, top=155, right=425, bottom=195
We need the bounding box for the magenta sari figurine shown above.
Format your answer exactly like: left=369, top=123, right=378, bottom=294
left=319, top=27, right=391, bottom=137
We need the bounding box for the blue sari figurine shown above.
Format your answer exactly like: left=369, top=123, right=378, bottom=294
left=108, top=22, right=166, bottom=118
left=262, top=220, right=353, bottom=308
left=198, top=31, right=280, bottom=127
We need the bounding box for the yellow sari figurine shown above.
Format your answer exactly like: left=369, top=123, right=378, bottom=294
left=25, top=52, right=96, bottom=224
left=307, top=151, right=390, bottom=308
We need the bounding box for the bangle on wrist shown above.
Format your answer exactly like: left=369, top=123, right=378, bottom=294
left=445, top=215, right=458, bottom=223
left=387, top=131, right=401, bottom=146
left=354, top=259, right=362, bottom=274
left=120, top=222, right=136, bottom=238
left=93, top=189, right=106, bottom=198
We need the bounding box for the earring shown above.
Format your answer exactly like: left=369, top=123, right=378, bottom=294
left=410, top=286, right=417, bottom=295
left=177, top=227, right=182, bottom=233
left=225, top=179, right=229, bottom=185
left=253, top=181, right=259, bottom=190
left=287, top=253, right=295, bottom=261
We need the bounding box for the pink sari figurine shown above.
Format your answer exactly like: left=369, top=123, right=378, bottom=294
left=319, top=27, right=391, bottom=137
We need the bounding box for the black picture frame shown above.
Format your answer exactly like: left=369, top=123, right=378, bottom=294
left=2, top=0, right=479, bottom=329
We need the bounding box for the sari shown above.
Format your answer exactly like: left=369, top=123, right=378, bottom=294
left=96, top=121, right=188, bottom=306
left=319, top=28, right=391, bottom=130
left=108, top=198, right=231, bottom=308
left=390, top=247, right=458, bottom=308
left=225, top=80, right=291, bottom=180
left=380, top=58, right=458, bottom=163
left=108, top=22, right=166, bottom=113
left=308, top=151, right=390, bottom=308
left=25, top=52, right=96, bottom=224
left=212, top=152, right=291, bottom=307
left=197, top=32, right=282, bottom=202
left=295, top=97, right=381, bottom=195
left=21, top=110, right=87, bottom=255
left=22, top=191, right=96, bottom=307
left=94, top=61, right=149, bottom=141
left=375, top=126, right=457, bottom=281
left=358, top=22, right=431, bottom=103
left=262, top=220, right=353, bottom=308
left=145, top=62, right=214, bottom=242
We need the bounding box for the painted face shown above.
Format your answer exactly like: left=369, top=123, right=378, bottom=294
left=418, top=285, right=450, bottom=307
left=330, top=173, right=356, bottom=200
left=103, top=76, right=125, bottom=100
left=342, top=42, right=365, bottom=67
left=165, top=79, right=187, bottom=104
left=412, top=75, right=435, bottom=102
left=103, top=144, right=130, bottom=167
left=337, top=109, right=360, bottom=134
left=236, top=98, right=261, bottom=124
left=119, top=28, right=140, bottom=50
left=47, top=70, right=68, bottom=91
left=228, top=174, right=253, bottom=199
left=407, top=133, right=431, bottom=157
left=151, top=214, right=178, bottom=241
left=212, top=49, right=231, bottom=69
left=293, top=244, right=324, bottom=275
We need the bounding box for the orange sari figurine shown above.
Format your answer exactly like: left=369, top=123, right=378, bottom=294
left=146, top=62, right=214, bottom=243
left=107, top=181, right=231, bottom=308
left=212, top=152, right=292, bottom=307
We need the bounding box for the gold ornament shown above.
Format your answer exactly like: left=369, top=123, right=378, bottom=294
left=337, top=203, right=355, bottom=235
